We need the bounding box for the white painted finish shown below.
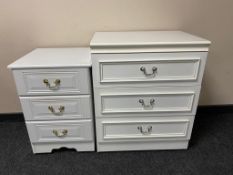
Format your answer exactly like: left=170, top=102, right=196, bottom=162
left=96, top=116, right=194, bottom=142
left=91, top=46, right=210, bottom=54
left=8, top=47, right=95, bottom=153
left=91, top=31, right=211, bottom=46
left=12, top=68, right=91, bottom=95
left=97, top=141, right=189, bottom=152
left=101, top=93, right=194, bottom=114
left=26, top=120, right=93, bottom=143
left=90, top=31, right=211, bottom=53
left=20, top=95, right=92, bottom=121
left=31, top=142, right=95, bottom=153
left=8, top=48, right=91, bottom=69
left=91, top=31, right=210, bottom=152
left=94, top=86, right=200, bottom=117
left=92, top=52, right=207, bottom=87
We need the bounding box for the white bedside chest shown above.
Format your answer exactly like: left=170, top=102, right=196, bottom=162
left=8, top=48, right=95, bottom=153
left=90, top=31, right=211, bottom=152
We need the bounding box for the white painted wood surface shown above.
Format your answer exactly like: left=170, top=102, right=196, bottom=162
left=8, top=48, right=95, bottom=153
left=97, top=141, right=189, bottom=152
left=26, top=120, right=93, bottom=143
left=8, top=48, right=91, bottom=69
left=94, top=86, right=200, bottom=117
left=96, top=116, right=194, bottom=151
left=12, top=68, right=91, bottom=95
left=91, top=31, right=211, bottom=46
left=92, top=52, right=207, bottom=87
left=91, top=31, right=211, bottom=53
left=91, top=31, right=210, bottom=152
left=31, top=142, right=94, bottom=153
left=20, top=95, right=92, bottom=121
left=96, top=116, right=194, bottom=142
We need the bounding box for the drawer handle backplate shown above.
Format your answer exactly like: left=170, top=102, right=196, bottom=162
left=48, top=106, right=65, bottom=115
left=52, top=129, right=68, bottom=137
left=43, top=79, right=61, bottom=89
left=139, top=99, right=155, bottom=108
left=140, top=66, right=157, bottom=77
left=137, top=126, right=152, bottom=135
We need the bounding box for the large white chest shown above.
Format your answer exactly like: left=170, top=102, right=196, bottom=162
left=90, top=31, right=210, bottom=152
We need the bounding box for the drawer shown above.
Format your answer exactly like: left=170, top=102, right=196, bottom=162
left=92, top=52, right=207, bottom=86
left=26, top=120, right=93, bottom=143
left=94, top=86, right=200, bottom=117
left=20, top=95, right=92, bottom=121
left=96, top=116, right=194, bottom=142
left=12, top=68, right=91, bottom=95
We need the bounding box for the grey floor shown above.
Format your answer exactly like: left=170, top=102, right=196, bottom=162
left=0, top=109, right=233, bottom=175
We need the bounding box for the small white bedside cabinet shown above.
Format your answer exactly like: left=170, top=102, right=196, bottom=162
left=8, top=48, right=95, bottom=153
left=90, top=31, right=211, bottom=152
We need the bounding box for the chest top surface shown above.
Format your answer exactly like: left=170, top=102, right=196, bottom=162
left=90, top=31, right=211, bottom=53
left=8, top=47, right=91, bottom=69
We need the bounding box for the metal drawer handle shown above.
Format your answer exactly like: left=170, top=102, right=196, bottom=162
left=140, top=66, right=157, bottom=76
left=43, top=79, right=61, bottom=89
left=48, top=106, right=65, bottom=115
left=139, top=99, right=155, bottom=108
left=137, top=126, right=152, bottom=135
left=52, top=129, right=68, bottom=137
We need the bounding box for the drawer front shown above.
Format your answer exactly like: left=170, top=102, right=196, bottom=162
left=13, top=68, right=91, bottom=95
left=92, top=52, right=207, bottom=86
left=20, top=95, right=92, bottom=121
left=96, top=116, right=194, bottom=142
left=26, top=120, right=93, bottom=143
left=94, top=86, right=200, bottom=117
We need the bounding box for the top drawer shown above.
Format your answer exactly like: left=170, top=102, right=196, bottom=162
left=92, top=52, right=207, bottom=87
left=12, top=68, right=91, bottom=96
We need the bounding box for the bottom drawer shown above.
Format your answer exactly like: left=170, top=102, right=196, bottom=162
left=96, top=116, right=194, bottom=143
left=26, top=120, right=93, bottom=143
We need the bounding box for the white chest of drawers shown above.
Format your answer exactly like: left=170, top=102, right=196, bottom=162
left=8, top=48, right=95, bottom=153
left=90, top=31, right=211, bottom=152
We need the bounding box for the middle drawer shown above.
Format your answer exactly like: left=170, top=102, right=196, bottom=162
left=20, top=95, right=92, bottom=121
left=94, top=86, right=200, bottom=117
